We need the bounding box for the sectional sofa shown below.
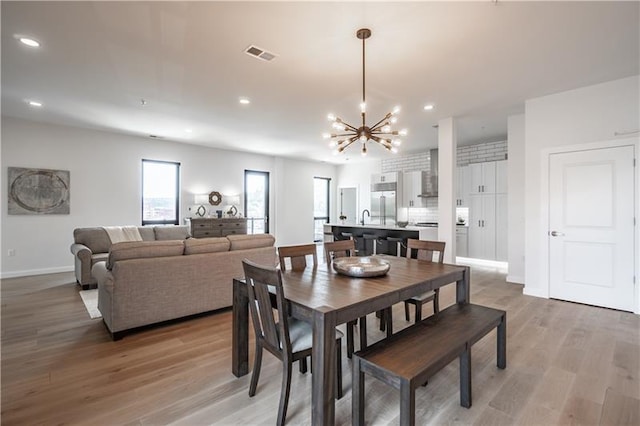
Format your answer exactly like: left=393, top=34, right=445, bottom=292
left=70, top=225, right=191, bottom=289
left=91, top=234, right=277, bottom=339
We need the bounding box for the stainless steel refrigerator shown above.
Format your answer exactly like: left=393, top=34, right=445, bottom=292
left=371, top=180, right=398, bottom=226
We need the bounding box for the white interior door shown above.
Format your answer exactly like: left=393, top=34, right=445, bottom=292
left=549, top=146, right=635, bottom=311
left=339, top=187, right=357, bottom=225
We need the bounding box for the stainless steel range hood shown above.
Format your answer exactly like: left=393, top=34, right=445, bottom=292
left=418, top=148, right=438, bottom=198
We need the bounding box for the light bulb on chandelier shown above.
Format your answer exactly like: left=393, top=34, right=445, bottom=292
left=324, top=28, right=406, bottom=156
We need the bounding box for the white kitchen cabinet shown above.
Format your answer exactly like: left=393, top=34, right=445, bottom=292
left=496, top=193, right=508, bottom=261
left=469, top=162, right=497, bottom=194
left=466, top=160, right=508, bottom=261
left=403, top=171, right=426, bottom=208
left=371, top=172, right=399, bottom=185
left=468, top=193, right=496, bottom=259
left=456, top=165, right=470, bottom=207
left=456, top=226, right=469, bottom=257
left=496, top=160, right=508, bottom=194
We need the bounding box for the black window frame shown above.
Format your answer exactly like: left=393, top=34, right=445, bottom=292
left=313, top=176, right=331, bottom=242
left=244, top=169, right=270, bottom=234
left=141, top=159, right=180, bottom=226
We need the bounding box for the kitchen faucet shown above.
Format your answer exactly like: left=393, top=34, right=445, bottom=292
left=361, top=209, right=370, bottom=226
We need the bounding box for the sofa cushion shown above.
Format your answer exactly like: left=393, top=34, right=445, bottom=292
left=227, top=234, right=275, bottom=251
left=107, top=240, right=185, bottom=270
left=138, top=227, right=156, bottom=241
left=184, top=237, right=230, bottom=255
left=154, top=225, right=190, bottom=241
left=74, top=228, right=111, bottom=253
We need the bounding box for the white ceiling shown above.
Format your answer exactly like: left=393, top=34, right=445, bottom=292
left=2, top=1, right=638, bottom=164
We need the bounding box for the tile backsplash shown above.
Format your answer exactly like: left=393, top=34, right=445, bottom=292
left=457, top=140, right=508, bottom=166
left=381, top=152, right=430, bottom=174
left=406, top=199, right=439, bottom=223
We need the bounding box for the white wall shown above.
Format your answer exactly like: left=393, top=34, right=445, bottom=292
left=438, top=117, right=457, bottom=263
left=524, top=75, right=640, bottom=298
left=1, top=116, right=336, bottom=277
left=273, top=157, right=337, bottom=246
left=507, top=114, right=525, bottom=284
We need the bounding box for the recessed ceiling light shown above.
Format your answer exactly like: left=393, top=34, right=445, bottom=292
left=19, top=37, right=40, bottom=48
left=28, top=100, right=43, bottom=107
left=423, top=104, right=435, bottom=111
left=239, top=98, right=250, bottom=105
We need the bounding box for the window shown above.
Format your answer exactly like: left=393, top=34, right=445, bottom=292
left=142, top=159, right=180, bottom=225
left=313, top=177, right=330, bottom=242
left=244, top=170, right=270, bottom=234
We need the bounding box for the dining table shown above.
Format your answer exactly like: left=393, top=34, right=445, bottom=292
left=232, top=254, right=470, bottom=426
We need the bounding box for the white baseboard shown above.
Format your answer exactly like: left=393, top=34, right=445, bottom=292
left=506, top=275, right=525, bottom=284
left=523, top=286, right=548, bottom=299
left=1, top=266, right=74, bottom=279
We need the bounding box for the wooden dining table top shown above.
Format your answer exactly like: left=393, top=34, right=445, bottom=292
left=277, top=255, right=468, bottom=315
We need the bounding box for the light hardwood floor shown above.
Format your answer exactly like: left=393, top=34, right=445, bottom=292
left=2, top=261, right=639, bottom=425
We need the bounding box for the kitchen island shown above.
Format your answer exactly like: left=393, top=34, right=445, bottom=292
left=327, top=223, right=438, bottom=257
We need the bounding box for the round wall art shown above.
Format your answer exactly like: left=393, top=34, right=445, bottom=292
left=8, top=167, right=70, bottom=215
left=208, top=191, right=222, bottom=206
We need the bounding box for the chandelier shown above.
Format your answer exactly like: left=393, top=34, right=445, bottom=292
left=324, top=28, right=407, bottom=156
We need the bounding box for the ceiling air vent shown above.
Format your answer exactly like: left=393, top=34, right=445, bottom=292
left=244, top=45, right=277, bottom=62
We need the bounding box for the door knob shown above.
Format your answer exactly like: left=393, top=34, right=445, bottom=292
left=549, top=231, right=565, bottom=237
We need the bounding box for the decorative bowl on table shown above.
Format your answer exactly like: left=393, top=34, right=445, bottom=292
left=396, top=221, right=409, bottom=228
left=332, top=256, right=391, bottom=277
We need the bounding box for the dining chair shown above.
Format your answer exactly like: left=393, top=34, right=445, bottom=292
left=403, top=239, right=446, bottom=322
left=323, top=239, right=356, bottom=264
left=277, top=243, right=319, bottom=373
left=242, top=259, right=343, bottom=426
left=278, top=243, right=318, bottom=271
left=324, top=239, right=373, bottom=357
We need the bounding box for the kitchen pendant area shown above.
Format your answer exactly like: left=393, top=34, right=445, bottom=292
left=334, top=141, right=508, bottom=263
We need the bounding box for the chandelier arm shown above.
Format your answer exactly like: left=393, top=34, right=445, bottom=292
left=339, top=137, right=358, bottom=152
left=339, top=136, right=359, bottom=145
left=370, top=135, right=392, bottom=150
left=369, top=117, right=390, bottom=131
left=341, top=122, right=359, bottom=132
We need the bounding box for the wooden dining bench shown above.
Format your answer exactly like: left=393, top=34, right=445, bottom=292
left=352, top=303, right=506, bottom=426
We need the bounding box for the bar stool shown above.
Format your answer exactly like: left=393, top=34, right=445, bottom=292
left=362, top=234, right=378, bottom=256
left=386, top=236, right=405, bottom=257
left=340, top=232, right=362, bottom=255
